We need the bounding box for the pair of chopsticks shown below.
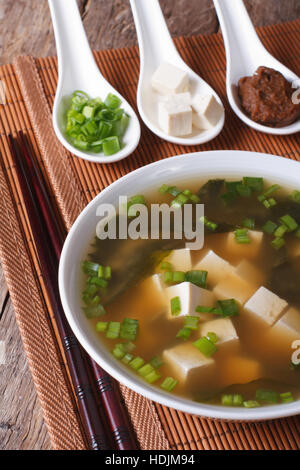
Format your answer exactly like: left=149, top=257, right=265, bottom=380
left=8, top=132, right=137, bottom=451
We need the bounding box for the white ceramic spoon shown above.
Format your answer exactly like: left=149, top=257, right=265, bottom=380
left=129, top=0, right=225, bottom=146
left=48, top=0, right=141, bottom=164
left=213, top=0, right=300, bottom=135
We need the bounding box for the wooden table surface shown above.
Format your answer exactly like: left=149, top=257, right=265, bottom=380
left=0, top=0, right=299, bottom=451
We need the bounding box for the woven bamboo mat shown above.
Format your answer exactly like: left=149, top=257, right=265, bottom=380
left=0, top=20, right=300, bottom=450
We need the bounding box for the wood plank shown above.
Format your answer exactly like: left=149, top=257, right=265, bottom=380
left=0, top=0, right=219, bottom=65
left=0, top=294, right=51, bottom=450
left=244, top=0, right=300, bottom=26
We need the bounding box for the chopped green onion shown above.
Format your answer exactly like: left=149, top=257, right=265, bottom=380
left=243, top=400, right=260, bottom=408
left=122, top=353, right=134, bottom=365
left=138, top=364, right=155, bottom=377
left=82, top=284, right=99, bottom=299
left=271, top=237, right=285, bottom=250
left=263, top=220, right=278, bottom=234
left=280, top=214, right=298, bottom=232
left=256, top=389, right=278, bottom=403
left=236, top=184, right=251, bottom=197
left=112, top=341, right=136, bottom=360
left=163, top=271, right=174, bottom=283
left=160, top=261, right=173, bottom=271
left=290, top=190, right=300, bottom=203
left=199, top=216, right=218, bottom=232
left=221, top=394, right=233, bottom=406
left=145, top=370, right=161, bottom=383
left=120, top=318, right=139, bottom=341
left=129, top=195, right=146, bottom=205
left=82, top=292, right=101, bottom=307
left=170, top=193, right=190, bottom=208
left=176, top=327, right=192, bottom=340
left=82, top=260, right=100, bottom=276
left=96, top=322, right=108, bottom=332
left=97, top=265, right=112, bottom=280
left=243, top=177, right=264, bottom=192
left=267, top=197, right=277, bottom=208
left=225, top=181, right=242, bottom=193
left=66, top=91, right=129, bottom=155
left=171, top=296, right=181, bottom=316
left=185, top=270, right=207, bottom=288
left=242, top=218, right=255, bottom=229
left=88, top=277, right=108, bottom=288
left=221, top=393, right=243, bottom=407
left=206, top=332, right=218, bottom=343
left=184, top=316, right=199, bottom=330
left=160, top=377, right=178, bottom=392
left=159, top=184, right=170, bottom=194
left=217, top=299, right=239, bottom=317
left=102, top=136, right=121, bottom=156
left=280, top=392, right=294, bottom=403
left=83, top=304, right=106, bottom=318
left=193, top=337, right=217, bottom=357
left=167, top=186, right=182, bottom=197
left=234, top=228, right=251, bottom=244
left=105, top=93, right=122, bottom=109
left=190, top=194, right=201, bottom=203
left=99, top=121, right=113, bottom=138
left=149, top=356, right=164, bottom=369
left=129, top=357, right=145, bottom=371
left=172, top=271, right=186, bottom=283
left=112, top=344, right=127, bottom=359
left=263, top=184, right=281, bottom=197
left=233, top=394, right=244, bottom=406
left=106, top=321, right=121, bottom=339
left=274, top=225, right=288, bottom=238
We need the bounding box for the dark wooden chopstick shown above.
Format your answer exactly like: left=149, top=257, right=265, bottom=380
left=9, top=134, right=111, bottom=450
left=11, top=132, right=137, bottom=450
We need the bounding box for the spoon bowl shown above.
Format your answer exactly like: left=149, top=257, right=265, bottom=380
left=213, top=0, right=300, bottom=135
left=49, top=0, right=141, bottom=164
left=129, top=0, right=225, bottom=146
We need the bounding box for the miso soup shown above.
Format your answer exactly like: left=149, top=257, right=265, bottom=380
left=81, top=177, right=300, bottom=407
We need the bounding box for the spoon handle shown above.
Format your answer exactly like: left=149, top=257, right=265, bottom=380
left=48, top=0, right=99, bottom=81
left=213, top=0, right=266, bottom=77
left=130, top=0, right=183, bottom=69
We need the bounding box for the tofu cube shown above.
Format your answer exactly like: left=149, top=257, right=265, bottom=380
left=158, top=97, right=192, bottom=136
left=225, top=230, right=264, bottom=261
left=151, top=62, right=189, bottom=95
left=165, top=282, right=215, bottom=320
left=260, top=307, right=300, bottom=362
left=244, top=286, right=288, bottom=326
left=194, top=250, right=235, bottom=287
left=220, top=356, right=262, bottom=387
left=234, top=259, right=266, bottom=287
left=162, top=342, right=215, bottom=389
left=163, top=248, right=192, bottom=272
left=271, top=307, right=300, bottom=341
left=199, top=318, right=239, bottom=353
left=213, top=272, right=256, bottom=306
left=192, top=94, right=223, bottom=130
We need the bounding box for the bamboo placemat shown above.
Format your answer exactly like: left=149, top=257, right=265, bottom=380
left=0, top=20, right=300, bottom=450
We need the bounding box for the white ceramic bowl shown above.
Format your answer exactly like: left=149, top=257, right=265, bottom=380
left=59, top=150, right=300, bottom=420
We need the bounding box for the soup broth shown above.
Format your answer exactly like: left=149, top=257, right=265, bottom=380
left=81, top=177, right=300, bottom=407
